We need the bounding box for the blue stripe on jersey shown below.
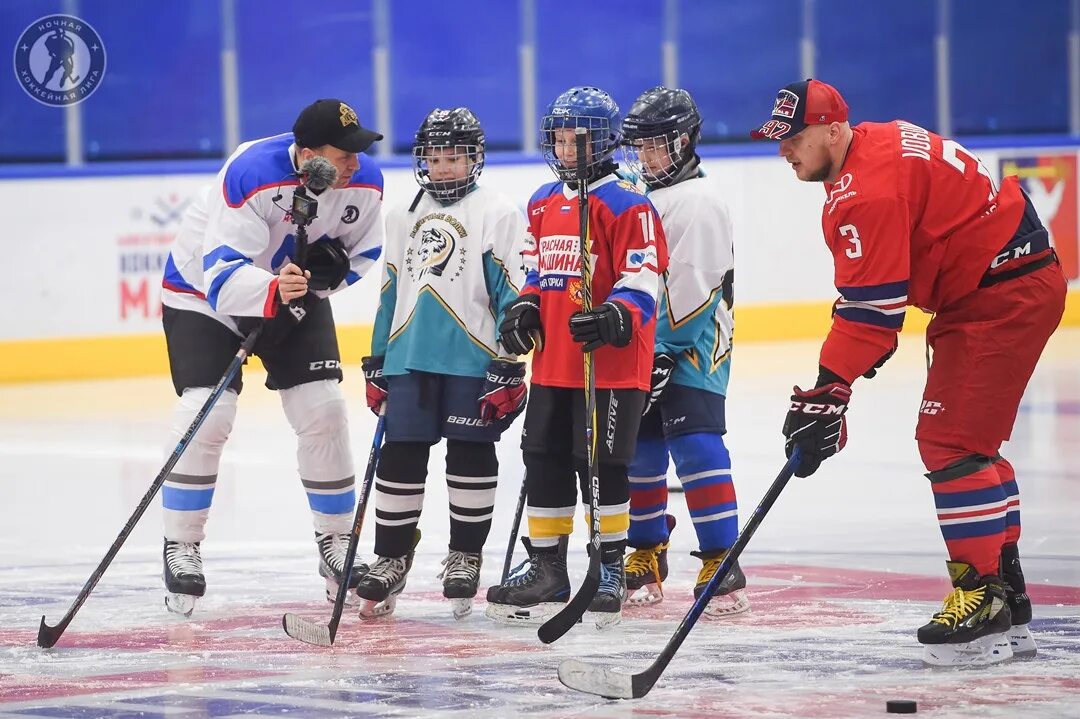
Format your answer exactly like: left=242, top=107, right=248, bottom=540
left=206, top=262, right=246, bottom=309
left=529, top=180, right=563, bottom=207
left=344, top=270, right=361, bottom=286
left=609, top=288, right=656, bottom=323
left=223, top=134, right=295, bottom=207
left=348, top=155, right=384, bottom=191
left=358, top=246, right=382, bottom=260
left=162, top=253, right=198, bottom=293
left=939, top=517, right=1005, bottom=541
left=834, top=305, right=905, bottom=329
left=592, top=179, right=652, bottom=218
left=524, top=268, right=541, bottom=290
left=203, top=245, right=249, bottom=271
left=837, top=280, right=909, bottom=302
left=933, top=485, right=1008, bottom=510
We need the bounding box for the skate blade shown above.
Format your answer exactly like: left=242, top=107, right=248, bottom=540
left=702, top=589, right=751, bottom=619
left=484, top=602, right=565, bottom=625
left=164, top=592, right=198, bottom=618
left=626, top=584, right=663, bottom=606
left=324, top=578, right=362, bottom=607
left=587, top=610, right=623, bottom=631
left=1007, top=623, right=1037, bottom=658
left=358, top=593, right=399, bottom=620
left=922, top=632, right=1013, bottom=667
left=449, top=597, right=473, bottom=621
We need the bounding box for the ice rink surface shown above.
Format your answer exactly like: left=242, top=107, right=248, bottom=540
left=1, top=330, right=1078, bottom=718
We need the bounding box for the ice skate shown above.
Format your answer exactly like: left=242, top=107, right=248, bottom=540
left=485, top=537, right=570, bottom=625
left=693, top=548, right=750, bottom=618
left=315, top=530, right=369, bottom=606
left=587, top=548, right=627, bottom=630
left=163, top=539, right=205, bottom=618
left=438, top=550, right=482, bottom=620
left=355, top=529, right=420, bottom=620
left=625, top=515, right=675, bottom=606
left=918, top=561, right=1013, bottom=667
left=1001, top=543, right=1036, bottom=658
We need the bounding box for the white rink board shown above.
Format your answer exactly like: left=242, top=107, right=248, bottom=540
left=4, top=144, right=1079, bottom=342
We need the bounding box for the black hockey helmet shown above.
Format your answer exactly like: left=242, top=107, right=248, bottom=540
left=622, top=86, right=702, bottom=188
left=413, top=107, right=485, bottom=203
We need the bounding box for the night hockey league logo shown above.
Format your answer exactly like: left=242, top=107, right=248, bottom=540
left=405, top=212, right=468, bottom=282
left=772, top=89, right=799, bottom=119
left=14, top=15, right=106, bottom=107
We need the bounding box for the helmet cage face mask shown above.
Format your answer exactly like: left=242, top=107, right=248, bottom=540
left=622, top=131, right=690, bottom=187
left=540, top=114, right=619, bottom=183
left=412, top=143, right=484, bottom=202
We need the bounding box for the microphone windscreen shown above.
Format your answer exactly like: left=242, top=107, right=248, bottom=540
left=299, top=156, right=339, bottom=192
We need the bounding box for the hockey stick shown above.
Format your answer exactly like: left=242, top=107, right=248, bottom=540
left=282, top=406, right=386, bottom=646
left=500, top=474, right=528, bottom=583
left=37, top=326, right=263, bottom=649
left=538, top=126, right=601, bottom=644
left=557, top=449, right=802, bottom=698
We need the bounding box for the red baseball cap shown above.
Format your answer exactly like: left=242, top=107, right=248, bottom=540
left=750, top=79, right=849, bottom=140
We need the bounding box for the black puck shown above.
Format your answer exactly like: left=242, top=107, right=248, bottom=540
left=886, top=699, right=917, bottom=714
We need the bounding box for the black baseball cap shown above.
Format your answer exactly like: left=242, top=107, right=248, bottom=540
left=750, top=79, right=849, bottom=141
left=293, top=99, right=383, bottom=152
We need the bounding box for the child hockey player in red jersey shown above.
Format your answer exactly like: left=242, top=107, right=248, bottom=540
left=485, top=86, right=668, bottom=629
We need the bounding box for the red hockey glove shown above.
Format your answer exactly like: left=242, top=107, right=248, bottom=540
left=361, top=355, right=388, bottom=415
left=478, top=359, right=528, bottom=423
left=782, top=382, right=851, bottom=478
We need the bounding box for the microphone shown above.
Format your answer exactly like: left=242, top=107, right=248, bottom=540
left=297, top=156, right=338, bottom=193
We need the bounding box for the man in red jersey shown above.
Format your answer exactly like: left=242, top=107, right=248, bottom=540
left=752, top=79, right=1066, bottom=666
left=485, top=86, right=668, bottom=629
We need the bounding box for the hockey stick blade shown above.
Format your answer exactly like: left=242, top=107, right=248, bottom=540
left=36, top=327, right=261, bottom=649
left=281, top=613, right=332, bottom=647
left=557, top=450, right=802, bottom=698
left=558, top=658, right=639, bottom=700
left=37, top=615, right=68, bottom=649
left=280, top=409, right=385, bottom=647
left=537, top=570, right=598, bottom=644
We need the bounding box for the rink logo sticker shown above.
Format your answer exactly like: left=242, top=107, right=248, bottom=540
left=14, top=14, right=106, bottom=107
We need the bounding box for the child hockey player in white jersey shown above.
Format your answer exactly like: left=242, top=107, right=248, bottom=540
left=159, top=99, right=385, bottom=615
left=620, top=87, right=747, bottom=617
left=359, top=107, right=529, bottom=620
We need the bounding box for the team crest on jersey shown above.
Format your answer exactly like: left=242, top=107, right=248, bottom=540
left=826, top=172, right=857, bottom=215
left=341, top=205, right=359, bottom=224
left=568, top=279, right=584, bottom=306
left=616, top=179, right=643, bottom=194
left=406, top=212, right=468, bottom=281
left=773, top=89, right=799, bottom=119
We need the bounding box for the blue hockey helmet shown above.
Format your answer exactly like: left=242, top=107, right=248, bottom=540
left=540, top=86, right=622, bottom=183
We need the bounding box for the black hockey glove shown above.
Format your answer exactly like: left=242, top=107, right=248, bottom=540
left=478, top=359, right=528, bottom=424
left=569, top=301, right=633, bottom=352
left=498, top=295, right=543, bottom=356
left=306, top=238, right=351, bottom=291
left=241, top=292, right=320, bottom=353
left=361, top=355, right=388, bottom=415
left=782, top=382, right=851, bottom=478
left=642, top=352, right=676, bottom=416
